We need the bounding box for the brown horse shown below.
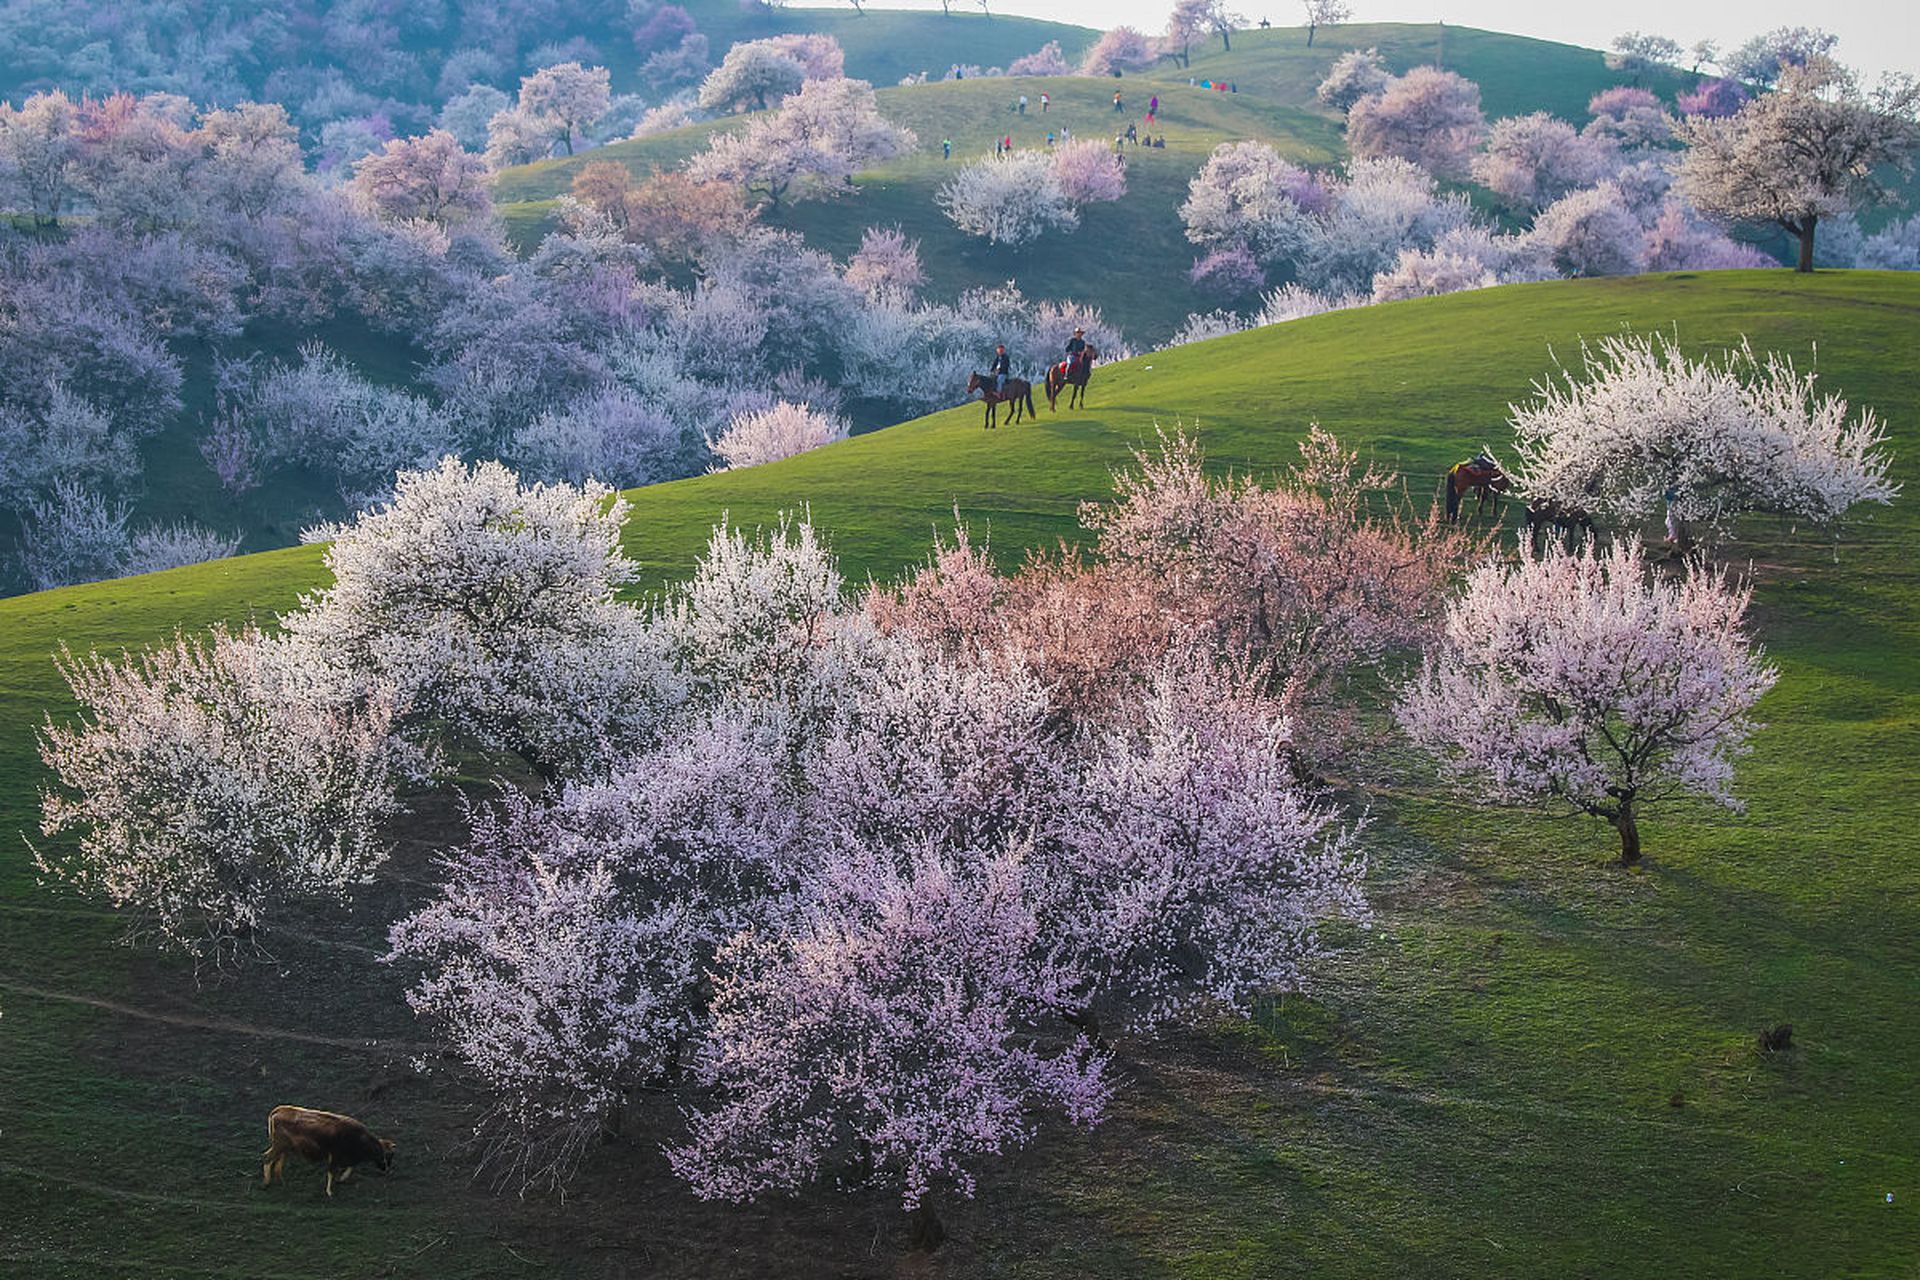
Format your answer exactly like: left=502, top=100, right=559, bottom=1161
left=965, top=371, right=1036, bottom=429
left=1522, top=497, right=1596, bottom=554
left=1044, top=345, right=1099, bottom=411
left=1442, top=452, right=1510, bottom=523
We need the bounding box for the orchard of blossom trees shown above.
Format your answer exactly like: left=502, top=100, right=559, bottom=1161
left=0, top=64, right=1131, bottom=595
left=41, top=438, right=1439, bottom=1226
left=1172, top=42, right=1920, bottom=341
left=34, top=292, right=1900, bottom=1235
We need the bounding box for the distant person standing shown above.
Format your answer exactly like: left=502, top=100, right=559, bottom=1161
left=1113, top=90, right=1124, bottom=112
left=1040, top=91, right=1050, bottom=112
left=1149, top=94, right=1158, bottom=116
left=1003, top=133, right=1012, bottom=154
left=1018, top=94, right=1027, bottom=114
left=942, top=137, right=952, bottom=159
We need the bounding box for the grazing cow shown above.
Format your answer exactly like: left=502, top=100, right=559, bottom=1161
left=262, top=1105, right=395, bottom=1197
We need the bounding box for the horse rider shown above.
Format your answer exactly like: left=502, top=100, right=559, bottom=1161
left=1064, top=327, right=1088, bottom=378
left=990, top=343, right=1011, bottom=395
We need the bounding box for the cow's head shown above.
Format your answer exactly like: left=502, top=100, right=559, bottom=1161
left=376, top=1138, right=396, bottom=1172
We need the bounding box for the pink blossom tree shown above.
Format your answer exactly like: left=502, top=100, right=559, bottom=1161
left=1346, top=66, right=1486, bottom=179
left=1077, top=26, right=1158, bottom=77
left=845, top=224, right=925, bottom=296
left=1583, top=86, right=1674, bottom=151
left=388, top=712, right=797, bottom=1190
left=1189, top=244, right=1268, bottom=299
left=1050, top=137, right=1127, bottom=204
left=672, top=838, right=1109, bottom=1248
left=1508, top=333, right=1900, bottom=549
left=1471, top=113, right=1616, bottom=212
left=1007, top=41, right=1072, bottom=77
left=1054, top=649, right=1368, bottom=1027
left=37, top=626, right=402, bottom=961
left=1676, top=78, right=1749, bottom=120
left=0, top=90, right=79, bottom=225
left=1398, top=541, right=1779, bottom=864
left=349, top=130, right=494, bottom=227
left=686, top=77, right=914, bottom=210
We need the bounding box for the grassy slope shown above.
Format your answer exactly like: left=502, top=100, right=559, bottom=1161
left=496, top=23, right=1699, bottom=344
left=3, top=270, right=1918, bottom=1277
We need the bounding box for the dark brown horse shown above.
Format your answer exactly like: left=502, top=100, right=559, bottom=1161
left=1044, top=344, right=1099, bottom=411
left=1442, top=452, right=1510, bottom=523
left=965, top=371, right=1036, bottom=429
left=1522, top=497, right=1596, bottom=554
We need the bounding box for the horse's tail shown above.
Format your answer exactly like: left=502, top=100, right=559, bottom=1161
left=1442, top=467, right=1460, bottom=522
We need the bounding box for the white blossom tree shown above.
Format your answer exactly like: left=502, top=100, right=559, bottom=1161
left=708, top=400, right=850, bottom=470
left=1678, top=57, right=1919, bottom=272
left=349, top=130, right=494, bottom=227
left=1301, top=0, right=1351, bottom=48
left=1399, top=541, right=1778, bottom=864
left=1524, top=182, right=1646, bottom=277
left=937, top=150, right=1078, bottom=246
left=518, top=62, right=612, bottom=156
left=1179, top=140, right=1320, bottom=265
left=38, top=626, right=402, bottom=960
left=697, top=40, right=806, bottom=113
left=1509, top=333, right=1900, bottom=548
left=1316, top=47, right=1390, bottom=111
left=287, top=457, right=678, bottom=781
left=1346, top=66, right=1486, bottom=179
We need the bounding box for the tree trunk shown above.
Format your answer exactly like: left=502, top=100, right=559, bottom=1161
left=1306, top=24, right=1316, bottom=47
left=1612, top=801, right=1642, bottom=866
left=908, top=1201, right=946, bottom=1251
left=1221, top=30, right=1231, bottom=52
left=1795, top=218, right=1816, bottom=272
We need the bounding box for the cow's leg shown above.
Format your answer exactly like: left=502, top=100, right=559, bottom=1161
left=262, top=1157, right=274, bottom=1187
left=325, top=1167, right=335, bottom=1197
left=339, top=1166, right=353, bottom=1182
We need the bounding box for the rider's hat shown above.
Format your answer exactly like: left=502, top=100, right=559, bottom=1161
left=1073, top=326, right=1085, bottom=334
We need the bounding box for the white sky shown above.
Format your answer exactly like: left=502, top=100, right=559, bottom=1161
left=824, top=0, right=1919, bottom=82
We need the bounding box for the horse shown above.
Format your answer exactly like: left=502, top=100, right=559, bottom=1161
left=1522, top=496, right=1596, bottom=554
left=965, top=371, right=1036, bottom=429
left=1442, top=452, right=1510, bottom=523
left=1044, top=345, right=1099, bottom=411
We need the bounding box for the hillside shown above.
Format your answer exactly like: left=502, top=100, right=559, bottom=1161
left=494, top=23, right=1703, bottom=343
left=4, top=270, right=1918, bottom=1277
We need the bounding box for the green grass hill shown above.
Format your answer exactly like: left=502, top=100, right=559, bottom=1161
left=495, top=23, right=1705, bottom=343
left=4, top=269, right=1918, bottom=1277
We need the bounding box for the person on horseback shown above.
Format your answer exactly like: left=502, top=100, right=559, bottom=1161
left=990, top=343, right=1011, bottom=395
left=1064, top=327, right=1088, bottom=378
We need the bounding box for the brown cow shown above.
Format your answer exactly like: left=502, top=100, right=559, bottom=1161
left=262, top=1105, right=395, bottom=1197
